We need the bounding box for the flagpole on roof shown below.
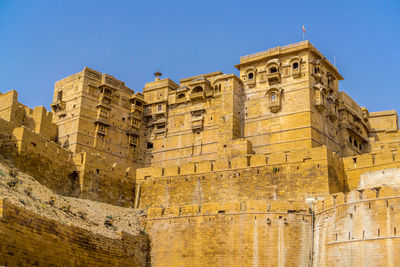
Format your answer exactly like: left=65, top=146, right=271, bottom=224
left=302, top=25, right=306, bottom=40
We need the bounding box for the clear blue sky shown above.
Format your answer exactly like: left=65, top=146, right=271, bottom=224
left=1, top=1, right=399, bottom=113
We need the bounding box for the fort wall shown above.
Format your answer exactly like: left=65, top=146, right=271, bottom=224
left=0, top=199, right=148, bottom=266
left=313, top=187, right=400, bottom=267
left=76, top=151, right=136, bottom=207
left=343, top=149, right=400, bottom=190
left=145, top=200, right=311, bottom=267
left=136, top=146, right=346, bottom=208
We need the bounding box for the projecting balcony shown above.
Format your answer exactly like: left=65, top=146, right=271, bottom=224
left=97, top=94, right=112, bottom=108
left=50, top=100, right=66, bottom=113
left=129, top=138, right=138, bottom=146
left=190, top=91, right=205, bottom=101
left=96, top=127, right=107, bottom=135
left=314, top=100, right=325, bottom=112
left=269, top=101, right=281, bottom=113
left=191, top=119, right=203, bottom=131
left=127, top=127, right=139, bottom=135
left=267, top=72, right=281, bottom=85
left=292, top=68, right=301, bottom=78
left=175, top=96, right=187, bottom=104
left=95, top=116, right=110, bottom=126
left=312, top=72, right=322, bottom=82
left=130, top=105, right=144, bottom=113
left=154, top=126, right=166, bottom=134
left=247, top=78, right=256, bottom=87
left=328, top=106, right=337, bottom=122
left=154, top=117, right=166, bottom=125
left=191, top=114, right=204, bottom=122
left=130, top=111, right=142, bottom=120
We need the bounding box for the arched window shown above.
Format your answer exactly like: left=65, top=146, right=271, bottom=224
left=269, top=67, right=277, bottom=73
left=270, top=93, right=277, bottom=102
left=177, top=93, right=185, bottom=99
left=248, top=72, right=254, bottom=79
left=192, top=86, right=203, bottom=93
left=292, top=62, right=299, bottom=69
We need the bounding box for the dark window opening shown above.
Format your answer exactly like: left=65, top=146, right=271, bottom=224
left=269, top=67, right=277, bottom=73
left=192, top=86, right=203, bottom=93
left=248, top=72, right=254, bottom=79
left=96, top=169, right=100, bottom=175
left=147, top=142, right=154, bottom=149
left=292, top=62, right=299, bottom=69
left=177, top=93, right=185, bottom=99
left=57, top=90, right=63, bottom=101
left=158, top=105, right=162, bottom=111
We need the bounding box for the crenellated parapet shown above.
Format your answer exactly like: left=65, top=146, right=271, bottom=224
left=313, top=186, right=400, bottom=214
left=147, top=200, right=309, bottom=219
left=343, top=149, right=400, bottom=189
left=313, top=186, right=400, bottom=266
left=135, top=146, right=346, bottom=208
left=137, top=146, right=340, bottom=180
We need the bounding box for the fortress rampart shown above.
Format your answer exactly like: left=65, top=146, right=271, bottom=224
left=145, top=200, right=312, bottom=267
left=135, top=146, right=345, bottom=208
left=343, top=149, right=400, bottom=190
left=313, top=186, right=400, bottom=266
left=0, top=199, right=148, bottom=266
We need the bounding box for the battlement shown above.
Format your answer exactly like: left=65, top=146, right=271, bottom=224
left=313, top=186, right=400, bottom=214
left=13, top=126, right=72, bottom=163
left=342, top=148, right=400, bottom=189
left=147, top=200, right=309, bottom=219
left=77, top=151, right=135, bottom=177
left=137, top=146, right=338, bottom=180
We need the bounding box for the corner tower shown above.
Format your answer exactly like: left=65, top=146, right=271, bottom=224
left=236, top=41, right=345, bottom=155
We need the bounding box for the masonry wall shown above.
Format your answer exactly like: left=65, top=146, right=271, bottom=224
left=136, top=146, right=345, bottom=208
left=343, top=149, right=400, bottom=190
left=12, top=126, right=79, bottom=196
left=313, top=187, right=400, bottom=267
left=146, top=200, right=311, bottom=267
left=76, top=152, right=136, bottom=207
left=0, top=199, right=148, bottom=266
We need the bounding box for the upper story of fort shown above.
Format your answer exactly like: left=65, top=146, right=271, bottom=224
left=2, top=41, right=398, bottom=169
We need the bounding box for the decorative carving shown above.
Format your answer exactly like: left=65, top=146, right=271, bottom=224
left=266, top=87, right=283, bottom=113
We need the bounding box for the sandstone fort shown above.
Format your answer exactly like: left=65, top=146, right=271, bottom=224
left=1, top=41, right=400, bottom=266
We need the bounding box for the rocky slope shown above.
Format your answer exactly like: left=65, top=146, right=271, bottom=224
left=0, top=154, right=145, bottom=239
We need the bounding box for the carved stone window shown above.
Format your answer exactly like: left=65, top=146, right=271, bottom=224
left=244, top=67, right=256, bottom=87
left=266, top=62, right=281, bottom=85
left=266, top=87, right=283, bottom=113
left=313, top=84, right=326, bottom=112
left=290, top=57, right=302, bottom=78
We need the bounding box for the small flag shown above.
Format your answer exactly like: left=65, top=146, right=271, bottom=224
left=302, top=25, right=306, bottom=33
